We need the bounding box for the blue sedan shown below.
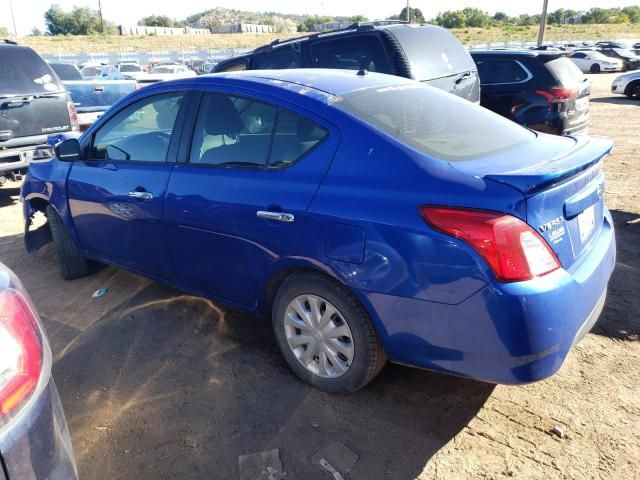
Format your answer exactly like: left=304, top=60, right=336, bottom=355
left=21, top=69, right=616, bottom=393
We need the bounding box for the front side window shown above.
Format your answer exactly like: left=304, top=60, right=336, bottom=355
left=310, top=35, right=392, bottom=73
left=190, top=93, right=328, bottom=168
left=91, top=92, right=184, bottom=162
left=476, top=59, right=529, bottom=85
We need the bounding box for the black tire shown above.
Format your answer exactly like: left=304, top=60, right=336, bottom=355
left=272, top=272, right=386, bottom=393
left=46, top=206, right=91, bottom=280
left=626, top=81, right=640, bottom=99
left=589, top=63, right=601, bottom=73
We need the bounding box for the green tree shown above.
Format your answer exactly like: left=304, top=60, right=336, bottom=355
left=298, top=15, right=334, bottom=32
left=138, top=15, right=181, bottom=27
left=435, top=11, right=466, bottom=28
left=461, top=8, right=491, bottom=27
left=44, top=4, right=114, bottom=35
left=348, top=15, right=369, bottom=23
left=492, top=11, right=511, bottom=24
left=622, top=6, right=640, bottom=23
left=31, top=27, right=43, bottom=36
left=582, top=8, right=613, bottom=24
left=0, top=26, right=9, bottom=37
left=399, top=7, right=425, bottom=23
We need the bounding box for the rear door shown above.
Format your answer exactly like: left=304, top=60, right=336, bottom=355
left=67, top=89, right=189, bottom=279
left=475, top=57, right=533, bottom=121
left=0, top=46, right=71, bottom=142
left=163, top=88, right=340, bottom=307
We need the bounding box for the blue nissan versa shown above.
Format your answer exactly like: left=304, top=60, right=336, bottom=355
left=21, top=69, right=616, bottom=393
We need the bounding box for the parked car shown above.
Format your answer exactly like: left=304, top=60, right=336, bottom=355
left=213, top=21, right=480, bottom=103
left=611, top=70, right=640, bottom=99
left=80, top=64, right=126, bottom=80
left=0, top=40, right=78, bottom=186
left=568, top=50, right=623, bottom=73
left=136, top=64, right=197, bottom=87
left=598, top=48, right=640, bottom=71
left=0, top=262, right=78, bottom=479
left=470, top=50, right=591, bottom=135
left=50, top=62, right=136, bottom=130
left=22, top=69, right=615, bottom=393
left=117, top=62, right=147, bottom=81
left=595, top=41, right=629, bottom=49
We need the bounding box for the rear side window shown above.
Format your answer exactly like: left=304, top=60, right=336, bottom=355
left=476, top=59, right=530, bottom=85
left=91, top=92, right=183, bottom=162
left=253, top=47, right=302, bottom=69
left=0, top=47, right=63, bottom=95
left=571, top=52, right=587, bottom=59
left=310, top=35, right=392, bottom=74
left=189, top=93, right=327, bottom=169
left=545, top=57, right=586, bottom=87
left=50, top=63, right=83, bottom=81
left=384, top=25, right=476, bottom=80
left=334, top=83, right=534, bottom=162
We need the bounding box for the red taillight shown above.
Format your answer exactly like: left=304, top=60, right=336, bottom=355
left=0, top=290, right=43, bottom=416
left=419, top=206, right=561, bottom=282
left=535, top=86, right=579, bottom=104
left=66, top=94, right=79, bottom=131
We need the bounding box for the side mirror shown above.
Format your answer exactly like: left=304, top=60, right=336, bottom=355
left=55, top=138, right=82, bottom=162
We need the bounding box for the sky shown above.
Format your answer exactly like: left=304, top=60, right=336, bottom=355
left=0, top=0, right=637, bottom=35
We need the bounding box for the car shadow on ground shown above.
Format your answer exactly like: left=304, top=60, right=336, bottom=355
left=0, top=185, right=21, bottom=208
left=590, top=96, right=639, bottom=105
left=593, top=209, right=640, bottom=342
left=41, top=276, right=494, bottom=480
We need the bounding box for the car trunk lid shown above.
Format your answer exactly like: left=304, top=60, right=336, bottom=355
left=452, top=134, right=612, bottom=269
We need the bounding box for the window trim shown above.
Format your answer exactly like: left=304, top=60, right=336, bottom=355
left=308, top=32, right=394, bottom=75
left=184, top=91, right=329, bottom=171
left=477, top=59, right=533, bottom=86
left=87, top=90, right=188, bottom=165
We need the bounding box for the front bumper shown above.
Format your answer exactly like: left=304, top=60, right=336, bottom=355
left=0, top=380, right=78, bottom=480
left=360, top=209, right=616, bottom=385
left=0, top=144, right=54, bottom=176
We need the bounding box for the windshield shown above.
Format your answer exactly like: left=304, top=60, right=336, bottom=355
left=81, top=66, right=101, bottom=77
left=333, top=83, right=534, bottom=162
left=614, top=49, right=638, bottom=58
left=120, top=64, right=141, bottom=72
left=0, top=47, right=64, bottom=95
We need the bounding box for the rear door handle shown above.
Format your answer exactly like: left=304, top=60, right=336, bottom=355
left=256, top=211, right=295, bottom=223
left=128, top=191, right=153, bottom=201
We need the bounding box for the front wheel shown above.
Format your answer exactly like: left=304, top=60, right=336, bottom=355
left=46, top=206, right=92, bottom=280
left=272, top=272, right=386, bottom=393
left=626, top=82, right=640, bottom=99
left=590, top=63, right=601, bottom=73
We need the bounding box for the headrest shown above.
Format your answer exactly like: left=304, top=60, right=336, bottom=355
left=296, top=116, right=325, bottom=142
left=201, top=95, right=244, bottom=135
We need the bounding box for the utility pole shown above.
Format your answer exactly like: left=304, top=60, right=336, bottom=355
left=406, top=0, right=410, bottom=22
left=537, top=0, right=549, bottom=47
left=98, top=0, right=104, bottom=33
left=9, top=0, right=17, bottom=36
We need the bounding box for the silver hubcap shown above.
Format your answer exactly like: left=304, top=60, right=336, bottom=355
left=284, top=294, right=355, bottom=378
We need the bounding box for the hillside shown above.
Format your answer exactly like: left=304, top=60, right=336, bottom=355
left=20, top=23, right=640, bottom=55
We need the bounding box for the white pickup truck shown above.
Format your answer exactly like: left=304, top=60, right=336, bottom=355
left=611, top=71, right=640, bottom=99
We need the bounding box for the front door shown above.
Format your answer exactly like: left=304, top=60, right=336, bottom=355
left=67, top=90, right=187, bottom=279
left=164, top=90, right=339, bottom=307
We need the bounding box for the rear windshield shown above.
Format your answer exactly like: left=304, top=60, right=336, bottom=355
left=120, top=64, right=141, bottom=72
left=545, top=57, right=586, bottom=87
left=384, top=25, right=476, bottom=80
left=0, top=47, right=63, bottom=95
left=334, top=83, right=534, bottom=162
left=50, top=63, right=82, bottom=81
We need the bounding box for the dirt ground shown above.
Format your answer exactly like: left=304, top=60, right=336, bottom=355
left=0, top=73, right=638, bottom=480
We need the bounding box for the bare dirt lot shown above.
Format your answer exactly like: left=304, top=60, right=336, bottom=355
left=0, top=73, right=638, bottom=480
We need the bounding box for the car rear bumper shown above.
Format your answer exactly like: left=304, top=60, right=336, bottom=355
left=0, top=380, right=78, bottom=480
left=359, top=209, right=616, bottom=385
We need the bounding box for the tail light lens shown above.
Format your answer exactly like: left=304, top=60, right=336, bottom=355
left=535, top=86, right=579, bottom=104
left=0, top=289, right=43, bottom=416
left=419, top=206, right=561, bottom=282
left=66, top=94, right=79, bottom=131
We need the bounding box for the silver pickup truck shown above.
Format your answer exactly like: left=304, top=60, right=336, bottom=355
left=49, top=62, right=136, bottom=130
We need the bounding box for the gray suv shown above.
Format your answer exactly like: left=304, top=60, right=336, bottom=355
left=213, top=21, right=480, bottom=103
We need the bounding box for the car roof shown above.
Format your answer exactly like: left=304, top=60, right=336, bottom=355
left=202, top=68, right=411, bottom=97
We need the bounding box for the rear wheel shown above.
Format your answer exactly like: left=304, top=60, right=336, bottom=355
left=272, top=272, right=386, bottom=393
left=589, top=63, right=601, bottom=73
left=46, top=206, right=91, bottom=280
left=626, top=81, right=640, bottom=99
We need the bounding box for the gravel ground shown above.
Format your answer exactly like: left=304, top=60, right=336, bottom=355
left=0, top=72, right=638, bottom=480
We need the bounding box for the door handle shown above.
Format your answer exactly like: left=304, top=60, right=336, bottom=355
left=256, top=210, right=295, bottom=223
left=128, top=191, right=153, bottom=201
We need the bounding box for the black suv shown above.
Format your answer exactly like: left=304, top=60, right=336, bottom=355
left=213, top=22, right=480, bottom=103
left=470, top=50, right=590, bottom=136
left=0, top=41, right=78, bottom=185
